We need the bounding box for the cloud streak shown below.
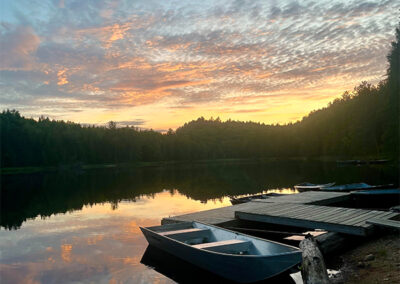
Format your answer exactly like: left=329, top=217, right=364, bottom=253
left=0, top=0, right=398, bottom=128
left=0, top=26, right=40, bottom=70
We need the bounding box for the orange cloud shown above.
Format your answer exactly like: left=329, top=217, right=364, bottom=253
left=61, top=244, right=72, bottom=263
left=108, top=23, right=131, bottom=43
left=87, top=235, right=104, bottom=245
left=76, top=23, right=132, bottom=49
left=112, top=79, right=212, bottom=93
left=57, top=69, right=69, bottom=85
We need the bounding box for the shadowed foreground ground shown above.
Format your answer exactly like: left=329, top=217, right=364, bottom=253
left=337, top=232, right=400, bottom=284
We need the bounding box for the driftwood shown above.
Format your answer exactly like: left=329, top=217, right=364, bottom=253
left=300, top=234, right=329, bottom=284
left=316, top=232, right=348, bottom=255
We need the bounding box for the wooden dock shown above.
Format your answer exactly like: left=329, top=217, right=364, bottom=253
left=163, top=192, right=350, bottom=225
left=366, top=218, right=400, bottom=230
left=162, top=201, right=267, bottom=226
left=235, top=203, right=399, bottom=236
left=253, top=191, right=350, bottom=205
left=162, top=192, right=400, bottom=236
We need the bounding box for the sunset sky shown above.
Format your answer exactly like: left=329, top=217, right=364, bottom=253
left=1, top=0, right=399, bottom=131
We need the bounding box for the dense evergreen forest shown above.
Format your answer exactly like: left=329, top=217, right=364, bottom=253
left=1, top=26, right=399, bottom=168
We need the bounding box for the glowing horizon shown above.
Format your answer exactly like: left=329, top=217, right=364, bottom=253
left=1, top=0, right=398, bottom=131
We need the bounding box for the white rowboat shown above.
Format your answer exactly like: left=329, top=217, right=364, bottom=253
left=294, top=182, right=335, bottom=191
left=140, top=221, right=302, bottom=283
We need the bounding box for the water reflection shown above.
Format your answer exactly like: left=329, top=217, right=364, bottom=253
left=0, top=191, right=229, bottom=284
left=234, top=188, right=299, bottom=199
left=2, top=160, right=396, bottom=230
left=0, top=160, right=397, bottom=283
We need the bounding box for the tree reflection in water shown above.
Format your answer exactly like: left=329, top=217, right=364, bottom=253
left=1, top=160, right=397, bottom=230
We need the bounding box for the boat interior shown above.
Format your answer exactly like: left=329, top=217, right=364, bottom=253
left=145, top=222, right=299, bottom=256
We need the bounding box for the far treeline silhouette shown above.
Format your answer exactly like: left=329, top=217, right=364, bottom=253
left=1, top=25, right=399, bottom=168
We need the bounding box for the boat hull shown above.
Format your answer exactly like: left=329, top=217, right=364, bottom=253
left=294, top=182, right=335, bottom=192
left=230, top=193, right=285, bottom=205
left=140, top=224, right=301, bottom=283
left=321, top=183, right=393, bottom=192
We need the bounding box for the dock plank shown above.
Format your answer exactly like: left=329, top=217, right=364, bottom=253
left=162, top=201, right=266, bottom=225
left=235, top=210, right=367, bottom=235
left=323, top=208, right=364, bottom=223
left=367, top=218, right=400, bottom=230
left=335, top=211, right=373, bottom=225
left=357, top=212, right=399, bottom=227
left=347, top=210, right=394, bottom=226
left=254, top=191, right=350, bottom=205
left=286, top=206, right=331, bottom=219
left=309, top=207, right=347, bottom=222
left=341, top=211, right=379, bottom=226
left=263, top=204, right=312, bottom=216
left=234, top=204, right=396, bottom=236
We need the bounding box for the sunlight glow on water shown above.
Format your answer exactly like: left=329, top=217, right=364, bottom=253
left=265, top=188, right=299, bottom=194
left=0, top=190, right=230, bottom=284
left=233, top=188, right=298, bottom=198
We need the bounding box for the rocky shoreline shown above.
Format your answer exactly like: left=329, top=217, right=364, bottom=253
left=331, top=232, right=399, bottom=284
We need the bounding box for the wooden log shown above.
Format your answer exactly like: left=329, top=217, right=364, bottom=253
left=300, top=234, right=329, bottom=284
left=316, top=232, right=349, bottom=255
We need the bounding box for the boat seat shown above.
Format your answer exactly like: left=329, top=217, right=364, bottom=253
left=192, top=239, right=251, bottom=253
left=159, top=228, right=211, bottom=241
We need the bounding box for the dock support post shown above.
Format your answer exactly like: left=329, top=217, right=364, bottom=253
left=300, top=234, right=329, bottom=284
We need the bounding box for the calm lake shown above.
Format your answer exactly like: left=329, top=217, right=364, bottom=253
left=1, top=160, right=398, bottom=283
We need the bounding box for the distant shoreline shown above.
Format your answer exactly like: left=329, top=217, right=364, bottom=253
left=1, top=156, right=396, bottom=175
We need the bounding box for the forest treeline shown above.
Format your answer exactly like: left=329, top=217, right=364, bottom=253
left=1, top=26, right=399, bottom=168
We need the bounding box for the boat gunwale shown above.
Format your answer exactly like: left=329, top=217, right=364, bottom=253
left=140, top=221, right=302, bottom=259
left=351, top=189, right=400, bottom=195
left=294, top=182, right=335, bottom=189
left=322, top=182, right=372, bottom=190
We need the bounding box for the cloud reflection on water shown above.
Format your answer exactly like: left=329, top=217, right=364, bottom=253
left=0, top=190, right=230, bottom=284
